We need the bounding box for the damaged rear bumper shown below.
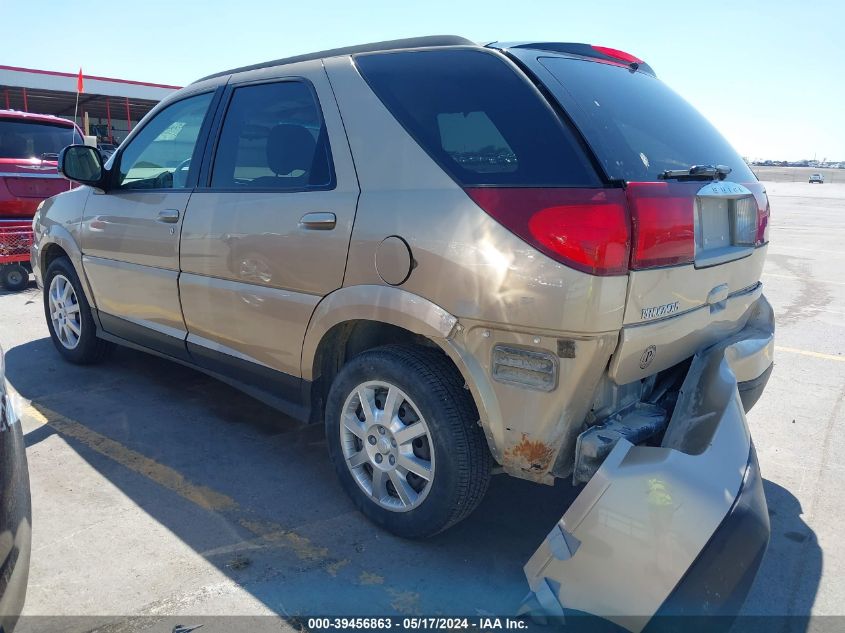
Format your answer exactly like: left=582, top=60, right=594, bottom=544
left=521, top=300, right=773, bottom=632
left=653, top=444, right=768, bottom=625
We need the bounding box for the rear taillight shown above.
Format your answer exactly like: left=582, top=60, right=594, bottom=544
left=744, top=183, right=770, bottom=245
left=465, top=187, right=630, bottom=276
left=626, top=182, right=696, bottom=270
left=757, top=202, right=770, bottom=244
left=468, top=181, right=768, bottom=277
left=733, top=196, right=759, bottom=246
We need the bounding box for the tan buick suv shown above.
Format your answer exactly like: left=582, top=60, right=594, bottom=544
left=34, top=36, right=775, bottom=626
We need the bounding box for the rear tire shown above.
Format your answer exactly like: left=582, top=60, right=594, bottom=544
left=1, top=264, right=29, bottom=291
left=325, top=344, right=492, bottom=539
left=43, top=256, right=113, bottom=364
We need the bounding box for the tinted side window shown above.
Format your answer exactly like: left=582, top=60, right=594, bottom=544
left=211, top=81, right=333, bottom=190
left=117, top=93, right=213, bottom=190
left=355, top=49, right=599, bottom=187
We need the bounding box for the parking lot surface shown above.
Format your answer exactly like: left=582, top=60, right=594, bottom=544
left=1, top=180, right=843, bottom=631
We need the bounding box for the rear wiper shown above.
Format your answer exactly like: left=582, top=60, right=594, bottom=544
left=658, top=164, right=732, bottom=181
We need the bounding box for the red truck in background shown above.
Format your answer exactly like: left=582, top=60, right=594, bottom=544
left=0, top=110, right=82, bottom=290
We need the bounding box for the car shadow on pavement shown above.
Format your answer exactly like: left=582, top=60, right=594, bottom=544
left=4, top=340, right=821, bottom=631
left=6, top=339, right=579, bottom=624
left=737, top=479, right=822, bottom=633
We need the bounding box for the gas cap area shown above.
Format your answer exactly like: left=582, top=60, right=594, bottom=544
left=375, top=236, right=413, bottom=286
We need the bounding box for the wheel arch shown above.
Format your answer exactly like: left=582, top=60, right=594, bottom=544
left=301, top=285, right=459, bottom=382
left=41, top=241, right=71, bottom=274
left=37, top=227, right=97, bottom=309
left=301, top=286, right=497, bottom=441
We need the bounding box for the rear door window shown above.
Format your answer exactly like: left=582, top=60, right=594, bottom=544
left=355, top=49, right=600, bottom=187
left=536, top=56, right=756, bottom=183
left=210, top=80, right=334, bottom=190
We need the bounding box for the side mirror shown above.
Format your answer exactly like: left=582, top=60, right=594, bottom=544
left=58, top=145, right=106, bottom=189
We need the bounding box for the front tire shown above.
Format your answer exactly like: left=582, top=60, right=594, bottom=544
left=325, top=344, right=492, bottom=539
left=43, top=256, right=113, bottom=364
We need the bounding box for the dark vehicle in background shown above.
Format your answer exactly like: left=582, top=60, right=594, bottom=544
left=97, top=143, right=117, bottom=161
left=0, top=347, right=31, bottom=633
left=0, top=110, right=81, bottom=290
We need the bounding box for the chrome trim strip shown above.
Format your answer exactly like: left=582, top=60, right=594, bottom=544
left=0, top=171, right=63, bottom=180
left=115, top=313, right=187, bottom=341
left=695, top=180, right=752, bottom=198
left=629, top=281, right=762, bottom=329
left=186, top=332, right=274, bottom=370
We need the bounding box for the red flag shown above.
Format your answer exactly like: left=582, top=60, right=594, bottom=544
left=76, top=68, right=84, bottom=93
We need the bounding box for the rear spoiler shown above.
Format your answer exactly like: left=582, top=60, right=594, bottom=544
left=488, top=42, right=656, bottom=77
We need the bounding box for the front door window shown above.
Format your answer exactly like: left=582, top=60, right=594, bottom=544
left=116, top=93, right=213, bottom=190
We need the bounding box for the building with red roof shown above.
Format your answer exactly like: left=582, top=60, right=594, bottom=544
left=0, top=65, right=181, bottom=144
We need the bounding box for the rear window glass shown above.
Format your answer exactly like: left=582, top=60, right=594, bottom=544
left=355, top=49, right=599, bottom=187
left=0, top=119, right=82, bottom=159
left=537, top=56, right=755, bottom=182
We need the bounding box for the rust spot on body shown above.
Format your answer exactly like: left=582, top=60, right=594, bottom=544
left=504, top=433, right=555, bottom=473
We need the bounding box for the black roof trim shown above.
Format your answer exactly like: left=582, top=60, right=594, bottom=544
left=193, top=35, right=476, bottom=83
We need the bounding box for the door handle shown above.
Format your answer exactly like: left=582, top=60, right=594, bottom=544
left=299, top=212, right=336, bottom=230
left=157, top=209, right=180, bottom=223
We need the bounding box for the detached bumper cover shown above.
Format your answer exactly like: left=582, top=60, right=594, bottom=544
left=737, top=364, right=773, bottom=413
left=653, top=444, right=769, bottom=625
left=521, top=297, right=773, bottom=632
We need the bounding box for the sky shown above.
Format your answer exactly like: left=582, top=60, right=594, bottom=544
left=3, top=0, right=843, bottom=161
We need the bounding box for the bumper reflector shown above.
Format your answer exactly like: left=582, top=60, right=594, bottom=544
left=491, top=345, right=558, bottom=392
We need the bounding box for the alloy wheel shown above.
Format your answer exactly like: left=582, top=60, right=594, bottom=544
left=48, top=274, right=82, bottom=350
left=340, top=381, right=435, bottom=512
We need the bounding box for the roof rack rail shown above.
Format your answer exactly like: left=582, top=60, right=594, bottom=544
left=193, top=35, right=476, bottom=83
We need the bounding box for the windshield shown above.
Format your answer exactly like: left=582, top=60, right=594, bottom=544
left=0, top=118, right=82, bottom=159
left=537, top=56, right=756, bottom=182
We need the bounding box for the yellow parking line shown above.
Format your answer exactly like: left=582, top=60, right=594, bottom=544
left=775, top=346, right=845, bottom=362
left=238, top=518, right=330, bottom=562
left=20, top=400, right=337, bottom=564
left=17, top=395, right=398, bottom=595
left=23, top=403, right=237, bottom=511
left=763, top=272, right=845, bottom=286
